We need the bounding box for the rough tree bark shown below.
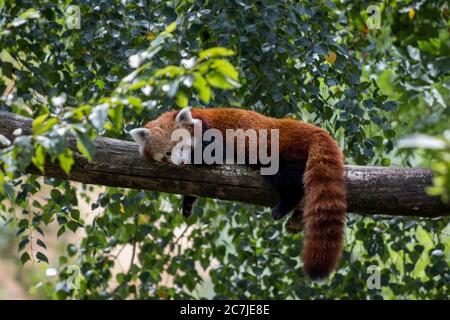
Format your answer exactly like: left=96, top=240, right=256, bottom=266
left=1, top=110, right=449, bottom=218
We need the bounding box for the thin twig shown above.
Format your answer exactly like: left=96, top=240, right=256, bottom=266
left=246, top=214, right=263, bottom=292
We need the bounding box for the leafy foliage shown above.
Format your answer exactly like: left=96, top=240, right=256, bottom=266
left=0, top=0, right=449, bottom=299
left=400, top=132, right=450, bottom=203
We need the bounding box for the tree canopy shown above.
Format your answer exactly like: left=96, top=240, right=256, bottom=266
left=0, top=0, right=449, bottom=299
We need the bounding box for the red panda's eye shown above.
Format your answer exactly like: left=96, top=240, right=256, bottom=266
left=165, top=151, right=171, bottom=157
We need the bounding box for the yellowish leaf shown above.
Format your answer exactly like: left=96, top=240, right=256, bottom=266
left=176, top=92, right=188, bottom=108
left=164, top=22, right=177, bottom=33
left=326, top=51, right=337, bottom=64
left=198, top=47, right=235, bottom=61
left=138, top=215, right=150, bottom=225
left=146, top=31, right=156, bottom=41
left=32, top=114, right=48, bottom=135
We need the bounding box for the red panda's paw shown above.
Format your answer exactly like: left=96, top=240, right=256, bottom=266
left=285, top=208, right=304, bottom=233
left=271, top=203, right=291, bottom=220
left=182, top=206, right=192, bottom=218
left=181, top=202, right=193, bottom=218
left=285, top=225, right=301, bottom=234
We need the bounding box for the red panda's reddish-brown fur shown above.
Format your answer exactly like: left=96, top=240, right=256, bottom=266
left=144, top=108, right=347, bottom=279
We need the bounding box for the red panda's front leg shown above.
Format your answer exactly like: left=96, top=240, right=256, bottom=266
left=181, top=195, right=198, bottom=218
left=264, top=160, right=306, bottom=220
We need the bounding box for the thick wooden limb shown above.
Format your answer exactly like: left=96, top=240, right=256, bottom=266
left=1, top=110, right=449, bottom=217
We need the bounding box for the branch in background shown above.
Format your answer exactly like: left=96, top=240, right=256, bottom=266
left=2, top=79, right=15, bottom=97
left=1, top=110, right=449, bottom=218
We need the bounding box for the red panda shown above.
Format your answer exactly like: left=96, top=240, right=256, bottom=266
left=130, top=107, right=347, bottom=279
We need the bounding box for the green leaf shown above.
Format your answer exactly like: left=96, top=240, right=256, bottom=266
left=3, top=181, right=14, bottom=201
left=313, top=43, right=328, bottom=55
left=67, top=244, right=77, bottom=256
left=108, top=105, right=125, bottom=131
left=381, top=158, right=391, bottom=166
left=20, top=252, right=31, bottom=265
left=18, top=237, right=29, bottom=251
left=127, top=96, right=142, bottom=108
left=58, top=148, right=74, bottom=175
left=19, top=8, right=40, bottom=20
left=359, top=81, right=371, bottom=90
left=154, top=65, right=183, bottom=78
left=57, top=215, right=67, bottom=225
left=96, top=79, right=105, bottom=90
left=34, top=117, right=58, bottom=135
left=37, top=239, right=47, bottom=249
left=211, top=59, right=239, bottom=80
left=176, top=92, right=188, bottom=108
left=76, top=132, right=96, bottom=161
left=198, top=47, right=235, bottom=61
left=206, top=71, right=235, bottom=89
left=193, top=73, right=211, bottom=103
left=164, top=22, right=177, bottom=33
left=36, top=251, right=49, bottom=264
left=70, top=209, right=80, bottom=221
left=32, top=144, right=46, bottom=174
left=32, top=114, right=49, bottom=135
left=67, top=220, right=79, bottom=233
left=383, top=129, right=395, bottom=139
left=381, top=101, right=397, bottom=111
left=1, top=62, right=13, bottom=78
left=16, top=226, right=27, bottom=236
left=57, top=226, right=66, bottom=238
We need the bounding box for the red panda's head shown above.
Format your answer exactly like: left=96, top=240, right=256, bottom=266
left=129, top=107, right=198, bottom=165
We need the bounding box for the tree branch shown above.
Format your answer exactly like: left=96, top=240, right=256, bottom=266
left=1, top=110, right=449, bottom=218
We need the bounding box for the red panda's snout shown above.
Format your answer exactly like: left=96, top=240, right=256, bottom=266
left=130, top=128, right=190, bottom=166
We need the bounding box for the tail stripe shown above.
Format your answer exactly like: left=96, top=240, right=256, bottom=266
left=301, top=131, right=347, bottom=279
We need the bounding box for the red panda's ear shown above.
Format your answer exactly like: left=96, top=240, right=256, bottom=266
left=176, top=107, right=199, bottom=127
left=129, top=128, right=150, bottom=147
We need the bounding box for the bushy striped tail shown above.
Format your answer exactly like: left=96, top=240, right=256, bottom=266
left=301, top=130, right=347, bottom=279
